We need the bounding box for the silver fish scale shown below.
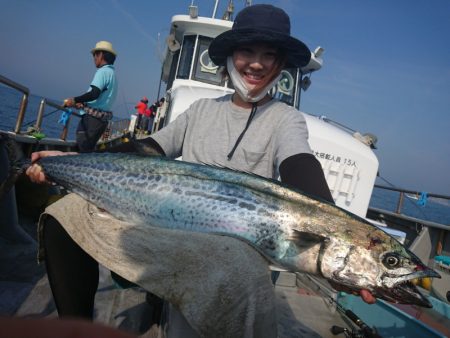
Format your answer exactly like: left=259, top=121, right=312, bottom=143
left=36, top=153, right=441, bottom=307
left=39, top=153, right=292, bottom=261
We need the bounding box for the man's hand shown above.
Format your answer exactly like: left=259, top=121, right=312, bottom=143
left=26, top=151, right=77, bottom=184
left=63, top=98, right=75, bottom=107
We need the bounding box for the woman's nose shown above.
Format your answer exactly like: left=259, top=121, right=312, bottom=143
left=248, top=56, right=264, bottom=69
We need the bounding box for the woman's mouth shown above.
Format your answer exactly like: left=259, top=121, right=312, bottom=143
left=244, top=72, right=264, bottom=86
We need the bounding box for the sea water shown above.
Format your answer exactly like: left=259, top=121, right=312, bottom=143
left=1, top=85, right=449, bottom=225
left=0, top=84, right=78, bottom=140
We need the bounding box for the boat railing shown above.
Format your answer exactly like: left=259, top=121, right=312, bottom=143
left=35, top=101, right=129, bottom=143
left=35, top=98, right=72, bottom=140
left=369, top=184, right=450, bottom=235
left=0, top=74, right=29, bottom=134
left=374, top=184, right=450, bottom=215
left=100, top=119, right=131, bottom=143
left=1, top=74, right=129, bottom=144
left=0, top=74, right=72, bottom=139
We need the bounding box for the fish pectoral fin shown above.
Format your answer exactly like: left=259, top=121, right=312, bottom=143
left=269, top=264, right=288, bottom=272
left=289, top=230, right=328, bottom=248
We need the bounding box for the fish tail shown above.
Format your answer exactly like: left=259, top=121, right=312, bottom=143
left=0, top=134, right=31, bottom=201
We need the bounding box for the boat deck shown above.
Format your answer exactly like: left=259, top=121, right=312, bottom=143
left=1, top=215, right=348, bottom=338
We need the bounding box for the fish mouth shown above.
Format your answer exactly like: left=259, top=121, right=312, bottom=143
left=377, top=269, right=441, bottom=308
left=376, top=280, right=432, bottom=307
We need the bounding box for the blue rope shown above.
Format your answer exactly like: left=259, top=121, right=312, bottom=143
left=58, top=109, right=73, bottom=126
left=417, top=192, right=428, bottom=206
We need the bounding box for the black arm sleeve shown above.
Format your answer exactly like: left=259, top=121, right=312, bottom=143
left=279, top=153, right=334, bottom=204
left=98, top=137, right=166, bottom=156
left=74, top=85, right=101, bottom=103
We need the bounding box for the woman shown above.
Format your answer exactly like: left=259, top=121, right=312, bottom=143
left=27, top=4, right=374, bottom=338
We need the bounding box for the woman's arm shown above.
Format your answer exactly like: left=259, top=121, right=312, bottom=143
left=101, top=137, right=165, bottom=156
left=279, top=153, right=333, bottom=203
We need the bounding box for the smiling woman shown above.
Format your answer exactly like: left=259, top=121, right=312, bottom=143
left=23, top=4, right=354, bottom=338
left=2, top=1, right=450, bottom=337
left=227, top=43, right=286, bottom=107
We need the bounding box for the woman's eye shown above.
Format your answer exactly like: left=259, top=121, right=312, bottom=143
left=264, top=54, right=276, bottom=62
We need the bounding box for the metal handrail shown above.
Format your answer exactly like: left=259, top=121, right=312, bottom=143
left=374, top=184, right=450, bottom=200
left=0, top=75, right=29, bottom=133
left=101, top=119, right=130, bottom=142
left=35, top=98, right=72, bottom=140
left=369, top=207, right=450, bottom=231
left=373, top=184, right=450, bottom=216
left=1, top=74, right=77, bottom=140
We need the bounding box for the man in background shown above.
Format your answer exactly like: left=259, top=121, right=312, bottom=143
left=134, top=96, right=148, bottom=133
left=63, top=41, right=118, bottom=152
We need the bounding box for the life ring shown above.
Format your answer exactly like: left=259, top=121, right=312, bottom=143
left=277, top=70, right=294, bottom=94
left=199, top=50, right=218, bottom=73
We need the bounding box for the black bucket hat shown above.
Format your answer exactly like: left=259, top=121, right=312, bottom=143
left=209, top=4, right=311, bottom=68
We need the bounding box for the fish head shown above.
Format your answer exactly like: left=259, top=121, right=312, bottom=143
left=319, top=227, right=440, bottom=308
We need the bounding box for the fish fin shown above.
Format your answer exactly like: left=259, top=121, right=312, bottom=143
left=289, top=230, right=328, bottom=248
left=132, top=138, right=165, bottom=156
left=269, top=265, right=288, bottom=272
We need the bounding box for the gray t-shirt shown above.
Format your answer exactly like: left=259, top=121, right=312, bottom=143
left=151, top=94, right=312, bottom=179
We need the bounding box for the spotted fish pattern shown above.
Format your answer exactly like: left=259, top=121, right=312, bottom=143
left=38, top=152, right=440, bottom=307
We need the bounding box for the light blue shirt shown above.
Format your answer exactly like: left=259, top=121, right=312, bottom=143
left=82, top=64, right=117, bottom=113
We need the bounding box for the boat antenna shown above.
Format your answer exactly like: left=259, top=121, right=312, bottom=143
left=222, top=0, right=234, bottom=21
left=189, top=0, right=198, bottom=18
left=212, top=0, right=219, bottom=18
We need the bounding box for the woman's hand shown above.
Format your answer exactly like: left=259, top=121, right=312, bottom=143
left=359, top=289, right=376, bottom=304
left=329, top=281, right=376, bottom=304
left=26, top=151, right=77, bottom=184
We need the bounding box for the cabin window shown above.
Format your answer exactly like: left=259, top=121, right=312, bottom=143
left=192, top=36, right=225, bottom=86
left=177, top=35, right=196, bottom=79
left=166, top=50, right=180, bottom=90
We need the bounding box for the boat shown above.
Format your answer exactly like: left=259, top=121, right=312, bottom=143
left=1, top=1, right=450, bottom=337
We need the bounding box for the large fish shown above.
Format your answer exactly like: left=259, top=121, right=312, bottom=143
left=15, top=152, right=441, bottom=307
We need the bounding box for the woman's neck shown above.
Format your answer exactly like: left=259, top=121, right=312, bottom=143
left=231, top=93, right=271, bottom=109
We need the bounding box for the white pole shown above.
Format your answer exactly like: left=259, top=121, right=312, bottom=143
left=212, top=0, right=219, bottom=18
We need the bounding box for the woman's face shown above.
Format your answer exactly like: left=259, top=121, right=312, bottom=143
left=232, top=43, right=279, bottom=92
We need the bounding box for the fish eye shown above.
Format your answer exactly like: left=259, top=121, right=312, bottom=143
left=382, top=253, right=400, bottom=269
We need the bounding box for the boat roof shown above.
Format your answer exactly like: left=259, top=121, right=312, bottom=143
left=170, top=14, right=233, bottom=39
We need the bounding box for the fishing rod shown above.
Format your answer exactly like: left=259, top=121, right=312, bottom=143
left=22, top=107, right=62, bottom=127
left=329, top=294, right=382, bottom=338
left=299, top=274, right=382, bottom=338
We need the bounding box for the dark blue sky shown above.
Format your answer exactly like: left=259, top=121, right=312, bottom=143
left=1, top=0, right=449, bottom=195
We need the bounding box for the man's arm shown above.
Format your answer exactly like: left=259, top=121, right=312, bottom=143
left=73, top=85, right=101, bottom=103
left=64, top=86, right=101, bottom=107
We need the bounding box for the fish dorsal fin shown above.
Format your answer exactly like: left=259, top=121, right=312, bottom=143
left=289, top=230, right=328, bottom=248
